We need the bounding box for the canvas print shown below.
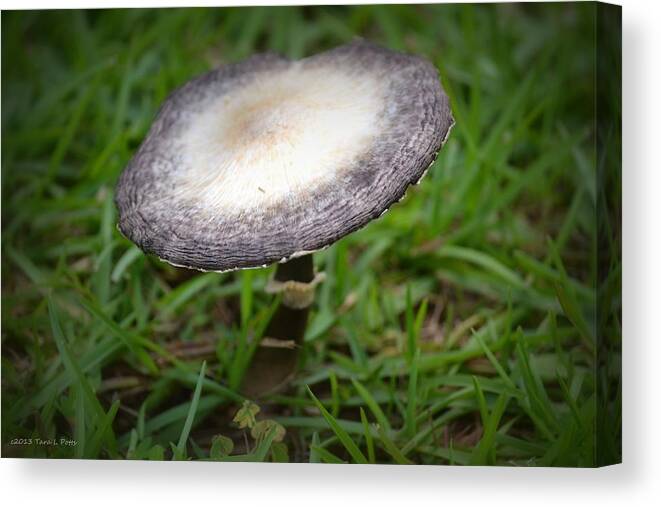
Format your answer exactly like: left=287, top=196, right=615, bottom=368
left=1, top=2, right=621, bottom=466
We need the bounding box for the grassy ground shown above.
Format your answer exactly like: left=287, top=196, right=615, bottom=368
left=1, top=3, right=621, bottom=465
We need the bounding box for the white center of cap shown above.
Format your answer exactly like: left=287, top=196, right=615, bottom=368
left=173, top=62, right=385, bottom=213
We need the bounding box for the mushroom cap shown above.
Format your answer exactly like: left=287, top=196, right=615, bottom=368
left=115, top=40, right=454, bottom=272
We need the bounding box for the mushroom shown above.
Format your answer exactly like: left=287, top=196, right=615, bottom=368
left=115, top=40, right=454, bottom=398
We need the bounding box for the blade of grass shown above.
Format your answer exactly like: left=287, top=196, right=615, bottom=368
left=48, top=297, right=106, bottom=422
left=309, top=432, right=322, bottom=463
left=176, top=361, right=207, bottom=457
left=157, top=273, right=221, bottom=315
left=405, top=350, right=420, bottom=438
left=111, top=245, right=142, bottom=282
left=376, top=425, right=413, bottom=465
left=475, top=324, right=518, bottom=391
left=77, top=295, right=158, bottom=374
left=251, top=425, right=278, bottom=462
left=359, top=408, right=376, bottom=464
left=351, top=378, right=392, bottom=434
left=85, top=399, right=120, bottom=459
left=307, top=386, right=368, bottom=464
left=470, top=393, right=510, bottom=465
left=311, top=445, right=346, bottom=464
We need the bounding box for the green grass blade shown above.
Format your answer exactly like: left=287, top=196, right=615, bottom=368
left=176, top=361, right=207, bottom=457
left=475, top=326, right=518, bottom=391
left=157, top=273, right=220, bottom=315
left=351, top=378, right=392, bottom=434
left=111, top=246, right=142, bottom=282
left=376, top=425, right=413, bottom=465
left=77, top=295, right=158, bottom=374
left=48, top=296, right=106, bottom=422
left=470, top=393, right=509, bottom=465
left=311, top=445, right=346, bottom=464
left=359, top=408, right=376, bottom=464
left=307, top=386, right=368, bottom=464
left=85, top=399, right=120, bottom=459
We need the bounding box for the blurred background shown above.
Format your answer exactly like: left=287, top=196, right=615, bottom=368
left=1, top=3, right=621, bottom=465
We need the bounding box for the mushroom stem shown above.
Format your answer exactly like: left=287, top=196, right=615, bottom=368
left=273, top=253, right=315, bottom=285
left=241, top=254, right=316, bottom=398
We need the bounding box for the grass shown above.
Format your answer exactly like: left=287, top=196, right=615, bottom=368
left=1, top=3, right=621, bottom=466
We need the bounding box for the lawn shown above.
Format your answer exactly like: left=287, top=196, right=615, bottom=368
left=1, top=3, right=621, bottom=465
